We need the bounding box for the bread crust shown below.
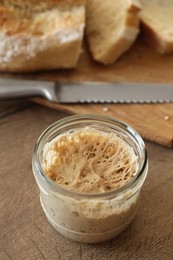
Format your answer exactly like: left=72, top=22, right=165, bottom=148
left=0, top=0, right=86, bottom=72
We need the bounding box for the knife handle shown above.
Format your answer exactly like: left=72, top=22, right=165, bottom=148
left=0, top=78, right=57, bottom=102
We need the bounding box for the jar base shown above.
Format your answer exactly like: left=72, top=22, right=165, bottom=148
left=40, top=203, right=135, bottom=243
left=46, top=215, right=132, bottom=243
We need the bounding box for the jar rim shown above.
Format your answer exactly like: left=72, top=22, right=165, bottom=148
left=33, top=114, right=148, bottom=199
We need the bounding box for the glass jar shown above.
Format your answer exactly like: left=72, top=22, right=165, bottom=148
left=32, top=114, right=148, bottom=243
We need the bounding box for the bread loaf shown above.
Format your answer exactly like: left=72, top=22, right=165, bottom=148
left=0, top=0, right=86, bottom=72
left=140, top=0, right=173, bottom=54
left=85, top=0, right=141, bottom=65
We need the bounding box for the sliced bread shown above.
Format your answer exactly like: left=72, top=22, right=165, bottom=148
left=85, top=0, right=141, bottom=65
left=0, top=0, right=86, bottom=72
left=140, top=0, right=173, bottom=54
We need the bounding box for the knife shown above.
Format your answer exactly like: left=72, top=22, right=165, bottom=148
left=0, top=77, right=172, bottom=103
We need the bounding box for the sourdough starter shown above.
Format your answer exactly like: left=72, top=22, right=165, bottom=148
left=40, top=127, right=140, bottom=243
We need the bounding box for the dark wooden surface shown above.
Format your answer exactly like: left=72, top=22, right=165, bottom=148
left=0, top=100, right=173, bottom=260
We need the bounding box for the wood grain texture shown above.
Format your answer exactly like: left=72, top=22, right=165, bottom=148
left=33, top=98, right=173, bottom=147
left=0, top=100, right=32, bottom=119
left=0, top=102, right=173, bottom=260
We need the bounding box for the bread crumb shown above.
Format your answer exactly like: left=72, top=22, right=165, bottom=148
left=164, top=116, right=170, bottom=121
left=102, top=107, right=109, bottom=112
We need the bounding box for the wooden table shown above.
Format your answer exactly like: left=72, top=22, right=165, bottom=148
left=0, top=100, right=173, bottom=260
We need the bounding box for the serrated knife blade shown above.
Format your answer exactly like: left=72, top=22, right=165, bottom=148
left=0, top=77, right=173, bottom=103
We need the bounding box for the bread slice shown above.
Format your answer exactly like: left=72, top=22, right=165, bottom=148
left=85, top=0, right=141, bottom=65
left=140, top=0, right=173, bottom=54
left=0, top=0, right=86, bottom=72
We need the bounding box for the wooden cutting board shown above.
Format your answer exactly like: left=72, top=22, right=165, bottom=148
left=2, top=37, right=173, bottom=147
left=33, top=98, right=173, bottom=148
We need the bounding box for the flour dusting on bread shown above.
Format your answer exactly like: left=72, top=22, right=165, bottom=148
left=0, top=0, right=172, bottom=72
left=0, top=1, right=86, bottom=72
